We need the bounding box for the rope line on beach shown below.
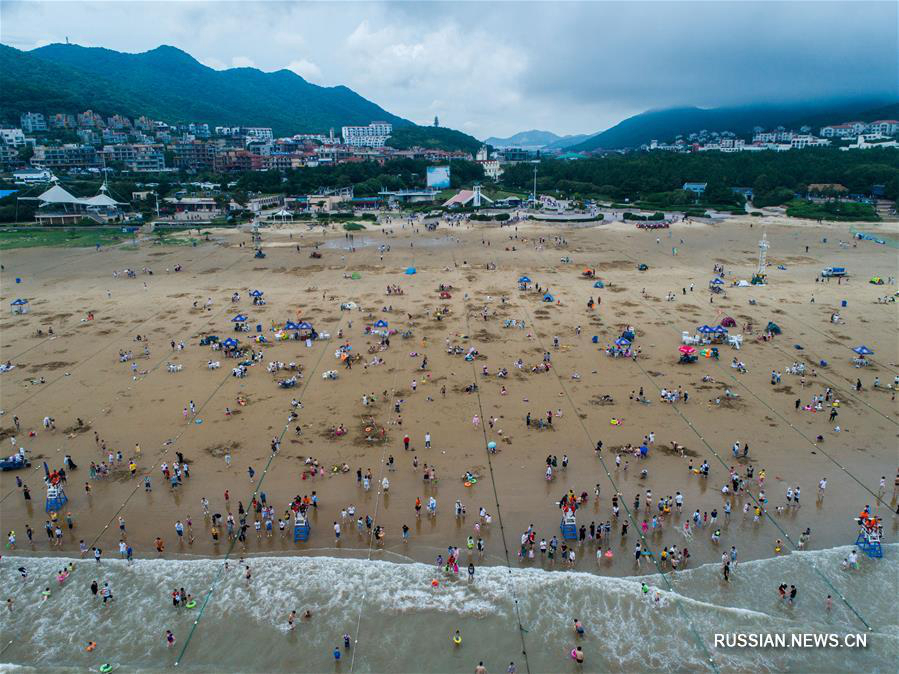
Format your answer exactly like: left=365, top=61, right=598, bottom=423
left=174, top=246, right=355, bottom=667
left=631, top=359, right=875, bottom=632
left=348, top=355, right=402, bottom=673
left=516, top=298, right=721, bottom=673
left=175, top=311, right=347, bottom=667
left=457, top=251, right=533, bottom=674
left=709, top=357, right=896, bottom=516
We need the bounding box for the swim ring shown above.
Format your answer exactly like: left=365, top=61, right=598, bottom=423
left=185, top=600, right=197, bottom=609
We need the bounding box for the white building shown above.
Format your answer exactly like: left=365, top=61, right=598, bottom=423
left=20, top=112, right=47, bottom=133
left=341, top=122, right=393, bottom=147
left=244, top=127, right=274, bottom=142
left=820, top=121, right=866, bottom=138
left=790, top=135, right=830, bottom=149
left=865, top=120, right=899, bottom=136
left=0, top=128, right=27, bottom=147
left=13, top=168, right=53, bottom=184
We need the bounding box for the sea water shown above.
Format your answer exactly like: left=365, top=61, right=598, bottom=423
left=1, top=545, right=896, bottom=673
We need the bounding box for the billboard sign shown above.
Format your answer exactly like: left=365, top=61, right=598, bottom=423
left=426, top=166, right=451, bottom=189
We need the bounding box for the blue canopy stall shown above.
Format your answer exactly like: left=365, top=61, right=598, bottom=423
left=614, top=337, right=631, bottom=347
left=542, top=294, right=554, bottom=302
left=222, top=337, right=240, bottom=349
left=249, top=290, right=264, bottom=297
left=374, top=319, right=389, bottom=328
left=697, top=325, right=716, bottom=334
left=852, top=345, right=874, bottom=355
left=518, top=276, right=532, bottom=283
left=283, top=321, right=300, bottom=330
left=405, top=267, right=417, bottom=275
left=231, top=314, right=248, bottom=323
left=10, top=298, right=29, bottom=314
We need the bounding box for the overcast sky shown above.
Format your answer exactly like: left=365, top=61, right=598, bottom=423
left=2, top=1, right=897, bottom=138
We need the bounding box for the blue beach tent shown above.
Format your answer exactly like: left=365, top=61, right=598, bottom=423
left=852, top=345, right=874, bottom=356
left=231, top=314, right=248, bottom=323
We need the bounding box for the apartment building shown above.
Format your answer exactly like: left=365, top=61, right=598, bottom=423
left=341, top=122, right=393, bottom=147
left=32, top=144, right=100, bottom=169
left=20, top=112, right=48, bottom=133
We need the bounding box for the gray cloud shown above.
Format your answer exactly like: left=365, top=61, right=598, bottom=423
left=1, top=1, right=896, bottom=138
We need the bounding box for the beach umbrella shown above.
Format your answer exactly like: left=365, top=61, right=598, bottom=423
left=543, top=293, right=554, bottom=302
left=614, top=337, right=631, bottom=347
left=374, top=319, right=388, bottom=328
left=518, top=276, right=531, bottom=283
left=697, top=325, right=715, bottom=334
left=222, top=338, right=239, bottom=348
left=283, top=321, right=299, bottom=330
left=231, top=314, right=248, bottom=323
left=249, top=290, right=264, bottom=297
left=710, top=278, right=724, bottom=285
left=405, top=267, right=417, bottom=275
left=297, top=321, right=313, bottom=330
left=487, top=441, right=496, bottom=451
left=10, top=298, right=28, bottom=305
left=852, top=345, right=874, bottom=356
left=679, top=345, right=696, bottom=355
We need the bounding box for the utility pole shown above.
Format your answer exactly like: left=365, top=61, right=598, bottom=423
left=532, top=163, right=538, bottom=207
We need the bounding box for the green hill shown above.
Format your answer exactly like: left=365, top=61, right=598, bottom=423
left=1, top=43, right=411, bottom=135
left=387, top=126, right=484, bottom=155
left=568, top=100, right=899, bottom=152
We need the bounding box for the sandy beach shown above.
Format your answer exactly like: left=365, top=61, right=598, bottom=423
left=1, top=216, right=897, bottom=574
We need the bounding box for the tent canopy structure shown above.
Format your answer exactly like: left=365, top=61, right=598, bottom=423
left=518, top=276, right=532, bottom=283
left=297, top=321, right=314, bottom=330
left=697, top=325, right=715, bottom=334
left=374, top=319, right=388, bottom=328
left=249, top=290, right=264, bottom=297
left=231, top=314, right=248, bottom=323
left=222, top=338, right=240, bottom=348
left=713, top=326, right=728, bottom=334
left=405, top=267, right=417, bottom=275
left=679, top=345, right=696, bottom=355
left=542, top=293, right=554, bottom=302
left=852, top=345, right=874, bottom=355
left=710, top=277, right=724, bottom=285
left=10, top=298, right=28, bottom=305
left=283, top=321, right=300, bottom=330
left=614, top=337, right=631, bottom=347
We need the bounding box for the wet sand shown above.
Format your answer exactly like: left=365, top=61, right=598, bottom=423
left=1, top=216, right=897, bottom=577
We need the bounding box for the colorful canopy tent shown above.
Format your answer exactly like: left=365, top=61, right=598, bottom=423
left=231, top=314, right=248, bottom=323
left=614, top=337, right=631, bottom=347
left=10, top=298, right=29, bottom=314
left=283, top=321, right=300, bottom=330
left=249, top=290, right=264, bottom=297
left=222, top=338, right=240, bottom=348
left=697, top=325, right=715, bottom=334
left=679, top=345, right=696, bottom=355
left=297, top=321, right=314, bottom=331
left=542, top=294, right=554, bottom=302
left=766, top=322, right=782, bottom=335
left=593, top=281, right=605, bottom=288
left=720, top=316, right=736, bottom=327
left=712, top=326, right=728, bottom=334
left=852, top=345, right=874, bottom=356
left=405, top=267, right=417, bottom=275
left=518, top=276, right=532, bottom=283
left=374, top=319, right=388, bottom=328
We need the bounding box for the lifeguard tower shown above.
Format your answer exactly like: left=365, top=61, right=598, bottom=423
left=854, top=515, right=883, bottom=559
left=46, top=484, right=68, bottom=513
left=293, top=514, right=311, bottom=542
left=560, top=510, right=578, bottom=540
